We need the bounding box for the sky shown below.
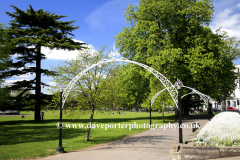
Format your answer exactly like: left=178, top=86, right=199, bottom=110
left=0, top=0, right=240, bottom=94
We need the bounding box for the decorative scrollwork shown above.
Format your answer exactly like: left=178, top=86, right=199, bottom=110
left=151, top=83, right=216, bottom=107
left=108, top=43, right=120, bottom=60
left=61, top=44, right=178, bottom=108
left=175, top=79, right=183, bottom=89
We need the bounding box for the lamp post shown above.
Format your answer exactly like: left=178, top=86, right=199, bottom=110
left=162, top=103, right=165, bottom=123
left=149, top=97, right=152, bottom=128
left=175, top=80, right=183, bottom=143
left=207, top=98, right=211, bottom=121
left=56, top=88, right=64, bottom=153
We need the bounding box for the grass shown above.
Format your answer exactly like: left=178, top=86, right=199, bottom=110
left=199, top=111, right=219, bottom=115
left=0, top=110, right=176, bottom=160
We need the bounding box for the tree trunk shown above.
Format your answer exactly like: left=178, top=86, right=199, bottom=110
left=85, top=106, right=95, bottom=141
left=162, top=108, right=165, bottom=123
left=35, top=46, right=41, bottom=122
left=222, top=101, right=226, bottom=110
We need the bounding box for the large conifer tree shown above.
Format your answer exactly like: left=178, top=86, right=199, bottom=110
left=0, top=23, right=13, bottom=108
left=4, top=5, right=84, bottom=121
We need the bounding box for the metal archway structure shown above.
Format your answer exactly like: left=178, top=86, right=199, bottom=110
left=151, top=84, right=216, bottom=107
left=151, top=88, right=168, bottom=106
left=181, top=85, right=216, bottom=104
left=61, top=47, right=178, bottom=109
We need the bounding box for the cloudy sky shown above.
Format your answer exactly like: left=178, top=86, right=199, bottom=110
left=0, top=0, right=240, bottom=94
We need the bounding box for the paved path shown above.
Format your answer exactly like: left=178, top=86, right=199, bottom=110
left=40, top=114, right=240, bottom=160
left=40, top=114, right=208, bottom=160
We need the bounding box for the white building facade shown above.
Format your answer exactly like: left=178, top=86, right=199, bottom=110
left=224, top=64, right=240, bottom=110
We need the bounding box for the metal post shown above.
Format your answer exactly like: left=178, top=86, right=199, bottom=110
left=208, top=99, right=211, bottom=121
left=57, top=90, right=64, bottom=153
left=149, top=97, right=152, bottom=128
left=162, top=103, right=165, bottom=123
left=178, top=88, right=183, bottom=143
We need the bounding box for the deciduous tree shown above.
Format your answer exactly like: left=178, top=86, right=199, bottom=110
left=116, top=0, right=236, bottom=106
left=49, top=47, right=119, bottom=141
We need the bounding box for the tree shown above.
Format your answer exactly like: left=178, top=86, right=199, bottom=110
left=216, top=28, right=240, bottom=61
left=4, top=5, right=84, bottom=121
left=113, top=63, right=150, bottom=111
left=49, top=47, right=119, bottom=141
left=116, top=0, right=236, bottom=106
left=0, top=23, right=14, bottom=109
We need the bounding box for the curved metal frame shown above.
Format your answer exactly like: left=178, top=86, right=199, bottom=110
left=151, top=88, right=168, bottom=106
left=61, top=46, right=178, bottom=109
left=181, top=87, right=208, bottom=105
left=151, top=85, right=216, bottom=107
left=182, top=85, right=216, bottom=104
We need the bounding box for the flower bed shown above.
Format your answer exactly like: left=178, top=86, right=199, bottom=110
left=194, top=112, right=240, bottom=147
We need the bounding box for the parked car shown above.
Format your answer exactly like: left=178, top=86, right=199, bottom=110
left=226, top=107, right=238, bottom=110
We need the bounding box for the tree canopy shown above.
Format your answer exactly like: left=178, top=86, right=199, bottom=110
left=49, top=46, right=119, bottom=140
left=115, top=0, right=237, bottom=108
left=0, top=23, right=14, bottom=109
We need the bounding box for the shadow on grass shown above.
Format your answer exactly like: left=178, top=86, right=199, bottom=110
left=0, top=124, right=85, bottom=146
left=0, top=115, right=176, bottom=146
left=0, top=114, right=176, bottom=125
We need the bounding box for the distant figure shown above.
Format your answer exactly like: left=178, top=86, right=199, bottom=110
left=41, top=111, right=44, bottom=120
left=21, top=115, right=25, bottom=118
left=117, top=111, right=119, bottom=113
left=112, top=112, right=115, bottom=114
left=122, top=113, right=125, bottom=115
left=119, top=112, right=121, bottom=115
left=53, top=109, right=55, bottom=113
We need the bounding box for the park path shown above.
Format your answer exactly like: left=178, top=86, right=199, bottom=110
left=40, top=114, right=240, bottom=160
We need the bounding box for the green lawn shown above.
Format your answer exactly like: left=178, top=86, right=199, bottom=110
left=0, top=110, right=176, bottom=160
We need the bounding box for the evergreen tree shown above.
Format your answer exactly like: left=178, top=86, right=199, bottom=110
left=4, top=5, right=84, bottom=121
left=0, top=23, right=14, bottom=109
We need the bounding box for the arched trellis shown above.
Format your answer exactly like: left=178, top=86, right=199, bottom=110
left=61, top=49, right=178, bottom=109
left=151, top=85, right=216, bottom=107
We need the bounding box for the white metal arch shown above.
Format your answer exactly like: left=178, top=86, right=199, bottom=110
left=61, top=49, right=178, bottom=109
left=181, top=85, right=216, bottom=104
left=151, top=88, right=168, bottom=107
left=151, top=85, right=216, bottom=107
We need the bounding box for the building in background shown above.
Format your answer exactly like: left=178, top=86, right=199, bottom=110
left=224, top=64, right=240, bottom=110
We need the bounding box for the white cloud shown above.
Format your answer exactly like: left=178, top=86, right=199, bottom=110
left=210, top=8, right=240, bottom=38
left=4, top=79, right=30, bottom=86
left=13, top=73, right=34, bottom=79
left=85, top=0, right=138, bottom=31
left=42, top=46, right=79, bottom=60
left=47, top=81, right=56, bottom=87
left=42, top=39, right=95, bottom=60
left=237, top=3, right=240, bottom=8
left=3, top=73, right=34, bottom=87
left=10, top=39, right=94, bottom=61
